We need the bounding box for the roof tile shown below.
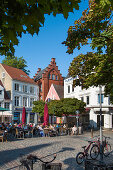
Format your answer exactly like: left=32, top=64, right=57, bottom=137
left=1, top=64, right=37, bottom=85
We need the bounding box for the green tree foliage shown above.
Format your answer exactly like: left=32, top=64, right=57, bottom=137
left=47, top=100, right=63, bottom=117
left=69, top=53, right=113, bottom=101
left=63, top=0, right=113, bottom=102
left=0, top=0, right=81, bottom=56
left=2, top=56, right=30, bottom=75
left=32, top=100, right=45, bottom=116
left=32, top=98, right=85, bottom=117
left=48, top=98, right=86, bottom=117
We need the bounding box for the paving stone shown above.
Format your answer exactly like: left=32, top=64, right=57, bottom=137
left=0, top=130, right=113, bottom=170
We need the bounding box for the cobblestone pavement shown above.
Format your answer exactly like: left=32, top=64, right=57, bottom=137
left=0, top=130, right=113, bottom=170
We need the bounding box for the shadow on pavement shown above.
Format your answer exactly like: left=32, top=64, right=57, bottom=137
left=63, top=157, right=84, bottom=170
left=0, top=142, right=55, bottom=166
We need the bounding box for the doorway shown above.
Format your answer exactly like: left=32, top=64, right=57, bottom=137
left=97, top=115, right=104, bottom=127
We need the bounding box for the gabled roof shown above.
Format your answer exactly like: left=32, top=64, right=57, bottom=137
left=53, top=84, right=64, bottom=99
left=34, top=68, right=47, bottom=81
left=1, top=64, right=37, bottom=85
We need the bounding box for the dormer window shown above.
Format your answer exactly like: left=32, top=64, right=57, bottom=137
left=2, top=72, right=5, bottom=78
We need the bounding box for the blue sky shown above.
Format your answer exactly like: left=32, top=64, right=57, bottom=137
left=1, top=1, right=93, bottom=78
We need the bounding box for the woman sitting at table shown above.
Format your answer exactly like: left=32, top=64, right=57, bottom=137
left=38, top=125, right=44, bottom=137
left=49, top=124, right=54, bottom=130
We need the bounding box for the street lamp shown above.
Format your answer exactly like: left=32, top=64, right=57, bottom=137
left=76, top=110, right=80, bottom=134
left=99, top=85, right=103, bottom=162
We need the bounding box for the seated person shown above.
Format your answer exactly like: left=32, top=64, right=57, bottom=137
left=63, top=124, right=66, bottom=128
left=49, top=124, right=54, bottom=130
left=38, top=125, right=44, bottom=137
left=72, top=125, right=77, bottom=135
left=23, top=124, right=28, bottom=130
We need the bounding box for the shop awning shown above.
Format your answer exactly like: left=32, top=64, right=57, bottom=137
left=0, top=107, right=10, bottom=111
left=0, top=111, right=12, bottom=116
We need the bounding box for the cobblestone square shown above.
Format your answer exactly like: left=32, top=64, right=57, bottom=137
left=0, top=130, right=113, bottom=170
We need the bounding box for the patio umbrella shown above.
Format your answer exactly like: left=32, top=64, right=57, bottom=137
left=22, top=107, right=26, bottom=125
left=43, top=103, right=49, bottom=126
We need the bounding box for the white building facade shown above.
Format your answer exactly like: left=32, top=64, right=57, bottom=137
left=64, top=76, right=113, bottom=129
left=12, top=80, right=38, bottom=124
left=0, top=81, right=12, bottom=123
left=0, top=64, right=39, bottom=124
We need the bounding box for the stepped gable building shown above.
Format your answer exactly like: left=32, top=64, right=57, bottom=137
left=34, top=58, right=64, bottom=101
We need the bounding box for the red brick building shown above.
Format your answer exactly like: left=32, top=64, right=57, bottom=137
left=34, top=58, right=64, bottom=101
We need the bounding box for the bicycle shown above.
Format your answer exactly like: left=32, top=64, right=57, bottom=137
left=76, top=140, right=98, bottom=164
left=90, top=136, right=111, bottom=159
left=19, top=153, right=57, bottom=170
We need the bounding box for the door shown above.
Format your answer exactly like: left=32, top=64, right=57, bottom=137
left=97, top=115, right=104, bottom=127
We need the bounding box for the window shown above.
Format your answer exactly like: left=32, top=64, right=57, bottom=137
left=49, top=74, right=51, bottom=79
left=30, top=98, right=34, bottom=107
left=40, top=84, right=42, bottom=92
left=23, top=85, right=27, bottom=93
left=30, top=87, right=34, bottom=94
left=108, top=96, right=110, bottom=105
left=56, top=75, right=58, bottom=80
left=52, top=74, right=55, bottom=80
left=30, top=113, right=35, bottom=123
left=4, top=102, right=10, bottom=109
left=98, top=94, right=104, bottom=104
left=15, top=96, right=19, bottom=106
left=15, top=83, right=19, bottom=91
left=86, top=96, right=89, bottom=105
left=68, top=85, right=70, bottom=93
left=23, top=97, right=27, bottom=107
left=81, top=97, right=84, bottom=102
left=72, top=85, right=74, bottom=92
left=0, top=90, right=2, bottom=94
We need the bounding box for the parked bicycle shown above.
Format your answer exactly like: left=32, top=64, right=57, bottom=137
left=90, top=136, right=111, bottom=158
left=76, top=140, right=98, bottom=164
left=19, top=153, right=57, bottom=170
left=76, top=135, right=112, bottom=165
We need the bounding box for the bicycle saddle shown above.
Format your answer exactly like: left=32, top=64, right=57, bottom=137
left=82, top=146, right=86, bottom=149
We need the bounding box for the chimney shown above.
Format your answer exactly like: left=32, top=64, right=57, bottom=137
left=51, top=58, right=56, bottom=64
left=37, top=68, right=41, bottom=73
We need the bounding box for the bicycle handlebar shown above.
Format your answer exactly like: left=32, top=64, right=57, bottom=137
left=103, top=136, right=110, bottom=140
left=27, top=154, right=57, bottom=164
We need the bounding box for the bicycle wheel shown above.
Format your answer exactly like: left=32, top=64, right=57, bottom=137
left=90, top=145, right=99, bottom=160
left=103, top=144, right=111, bottom=157
left=76, top=152, right=84, bottom=164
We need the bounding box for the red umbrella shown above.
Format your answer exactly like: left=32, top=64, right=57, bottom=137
left=22, top=107, right=26, bottom=124
left=43, top=103, right=49, bottom=126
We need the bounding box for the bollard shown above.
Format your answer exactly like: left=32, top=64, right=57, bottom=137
left=91, top=128, right=93, bottom=138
